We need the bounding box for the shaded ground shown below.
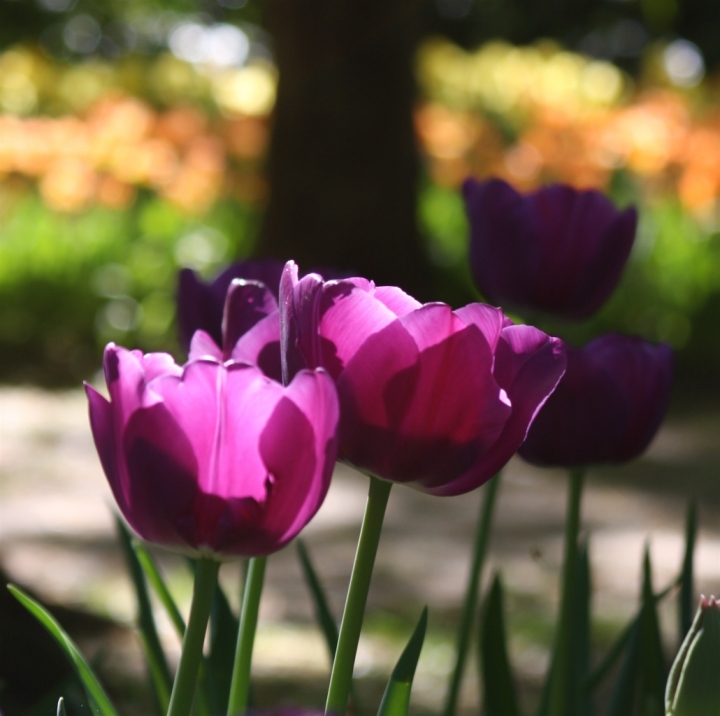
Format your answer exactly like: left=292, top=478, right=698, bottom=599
left=2, top=386, right=720, bottom=714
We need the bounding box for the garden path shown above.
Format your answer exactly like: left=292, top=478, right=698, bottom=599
left=2, top=386, right=720, bottom=713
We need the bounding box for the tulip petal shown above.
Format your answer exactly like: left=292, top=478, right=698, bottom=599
left=431, top=325, right=566, bottom=496
left=85, top=383, right=125, bottom=514
left=338, top=308, right=510, bottom=488
left=454, top=303, right=508, bottom=352
left=372, top=286, right=422, bottom=316
left=122, top=403, right=202, bottom=548
left=189, top=330, right=224, bottom=362
left=319, top=282, right=400, bottom=376
left=222, top=279, right=279, bottom=359
left=230, top=311, right=282, bottom=382
left=178, top=268, right=221, bottom=350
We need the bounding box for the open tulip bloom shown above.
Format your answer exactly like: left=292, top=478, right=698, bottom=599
left=278, top=260, right=567, bottom=714
left=463, top=178, right=637, bottom=320
left=85, top=342, right=339, bottom=716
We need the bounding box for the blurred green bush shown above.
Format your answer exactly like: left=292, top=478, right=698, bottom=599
left=0, top=192, right=259, bottom=384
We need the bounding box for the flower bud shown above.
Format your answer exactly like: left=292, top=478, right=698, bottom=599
left=665, top=596, right=720, bottom=716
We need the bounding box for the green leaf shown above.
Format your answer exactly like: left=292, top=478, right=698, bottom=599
left=206, top=578, right=239, bottom=714
left=572, top=541, right=592, bottom=716
left=479, top=574, right=521, bottom=716
left=679, top=502, right=697, bottom=643
left=57, top=698, right=68, bottom=716
left=134, top=540, right=187, bottom=638
left=638, top=547, right=666, bottom=716
left=607, top=617, right=642, bottom=716
left=377, top=607, right=428, bottom=716
left=296, top=539, right=340, bottom=659
left=115, top=516, right=171, bottom=714
left=606, top=546, right=666, bottom=716
left=8, top=584, right=119, bottom=716
left=585, top=615, right=638, bottom=694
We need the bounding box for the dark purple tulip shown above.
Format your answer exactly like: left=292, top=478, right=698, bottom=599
left=463, top=178, right=638, bottom=320
left=85, top=344, right=339, bottom=558
left=280, top=262, right=567, bottom=496
left=178, top=260, right=285, bottom=351
left=519, top=334, right=673, bottom=467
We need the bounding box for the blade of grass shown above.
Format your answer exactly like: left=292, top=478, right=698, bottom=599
left=679, top=502, right=697, bottom=643
left=206, top=579, right=240, bottom=714
left=479, top=574, right=521, bottom=716
left=57, top=698, right=68, bottom=716
left=8, top=584, right=119, bottom=716
left=115, top=516, right=172, bottom=714
left=134, top=540, right=187, bottom=638
left=297, top=539, right=340, bottom=659
left=377, top=607, right=428, bottom=716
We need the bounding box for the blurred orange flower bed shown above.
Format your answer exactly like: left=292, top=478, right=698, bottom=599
left=0, top=95, right=269, bottom=214
left=415, top=40, right=720, bottom=216
left=1, top=38, right=719, bottom=217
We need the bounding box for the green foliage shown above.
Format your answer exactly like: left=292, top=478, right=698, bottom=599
left=0, top=193, right=259, bottom=383
left=8, top=584, right=119, bottom=716
left=479, top=574, right=521, bottom=716
left=115, top=516, right=172, bottom=714
left=377, top=607, right=428, bottom=716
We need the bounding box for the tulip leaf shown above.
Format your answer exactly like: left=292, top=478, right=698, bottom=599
left=585, top=614, right=638, bottom=694
left=606, top=546, right=666, bottom=716
left=637, top=548, right=666, bottom=716
left=115, top=516, right=171, bottom=715
left=8, top=584, right=119, bottom=716
left=377, top=607, right=428, bottom=716
left=206, top=577, right=240, bottom=714
left=679, top=502, right=697, bottom=643
left=572, top=541, right=593, bottom=716
left=57, top=698, right=68, bottom=716
left=297, top=539, right=340, bottom=659
left=479, top=574, right=521, bottom=716
left=134, top=540, right=187, bottom=638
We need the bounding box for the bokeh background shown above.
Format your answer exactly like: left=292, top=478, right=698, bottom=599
left=2, top=1, right=720, bottom=714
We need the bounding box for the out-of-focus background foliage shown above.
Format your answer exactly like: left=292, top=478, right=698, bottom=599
left=1, top=0, right=719, bottom=385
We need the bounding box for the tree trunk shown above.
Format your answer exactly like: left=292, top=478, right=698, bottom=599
left=258, top=0, right=432, bottom=299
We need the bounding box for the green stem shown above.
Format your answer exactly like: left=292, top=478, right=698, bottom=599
left=547, top=468, right=585, bottom=716
left=325, top=475, right=392, bottom=716
left=227, top=556, right=267, bottom=716
left=442, top=473, right=501, bottom=716
left=167, top=558, right=220, bottom=716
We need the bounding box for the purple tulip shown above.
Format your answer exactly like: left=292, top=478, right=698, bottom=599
left=463, top=178, right=638, bottom=320
left=280, top=262, right=567, bottom=496
left=519, top=334, right=673, bottom=467
left=85, top=343, right=339, bottom=558
left=178, top=260, right=285, bottom=351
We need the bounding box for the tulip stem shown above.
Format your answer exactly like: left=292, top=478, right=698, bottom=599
left=325, top=474, right=392, bottom=716
left=166, top=557, right=220, bottom=716
left=442, top=473, right=501, bottom=716
left=547, top=468, right=585, bottom=716
left=227, top=555, right=267, bottom=716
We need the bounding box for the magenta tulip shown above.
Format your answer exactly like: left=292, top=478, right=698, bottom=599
left=519, top=334, right=673, bottom=467
left=178, top=260, right=285, bottom=351
left=463, top=178, right=637, bottom=320
left=280, top=262, right=567, bottom=496
left=85, top=344, right=339, bottom=558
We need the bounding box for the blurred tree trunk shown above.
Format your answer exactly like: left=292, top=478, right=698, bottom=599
left=258, top=0, right=432, bottom=298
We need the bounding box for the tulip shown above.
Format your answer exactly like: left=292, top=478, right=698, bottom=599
left=519, top=334, right=673, bottom=467
left=178, top=259, right=285, bottom=351
left=666, top=596, right=720, bottom=716
left=280, top=262, right=567, bottom=496
left=463, top=178, right=637, bottom=320
left=189, top=278, right=282, bottom=382
left=85, top=343, right=339, bottom=558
